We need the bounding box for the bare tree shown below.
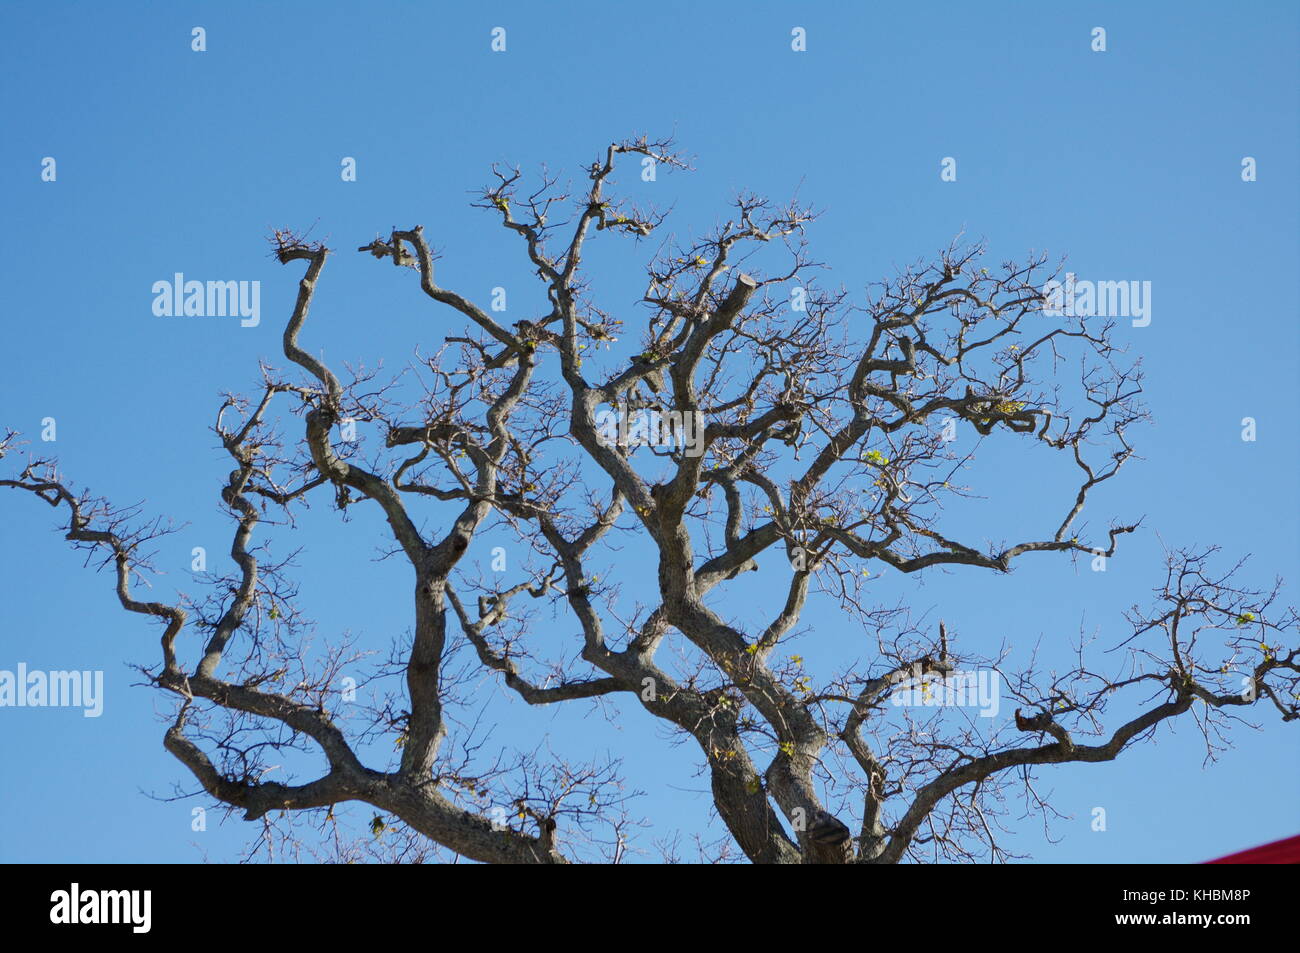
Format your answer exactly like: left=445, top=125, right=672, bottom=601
left=4, top=136, right=1296, bottom=864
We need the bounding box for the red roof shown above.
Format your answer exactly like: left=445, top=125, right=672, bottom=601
left=1205, top=834, right=1300, bottom=864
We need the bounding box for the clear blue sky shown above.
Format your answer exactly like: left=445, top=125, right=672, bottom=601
left=0, top=1, right=1296, bottom=863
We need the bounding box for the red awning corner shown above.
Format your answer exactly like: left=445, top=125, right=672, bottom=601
left=1205, top=834, right=1300, bottom=864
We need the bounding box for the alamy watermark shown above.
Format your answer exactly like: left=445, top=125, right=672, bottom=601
left=891, top=667, right=1002, bottom=717
left=0, top=663, right=104, bottom=717
left=594, top=403, right=705, bottom=457
left=1042, top=274, right=1151, bottom=327
left=152, top=273, right=261, bottom=327
left=50, top=883, right=150, bottom=933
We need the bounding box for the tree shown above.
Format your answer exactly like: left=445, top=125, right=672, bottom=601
left=4, top=136, right=1296, bottom=864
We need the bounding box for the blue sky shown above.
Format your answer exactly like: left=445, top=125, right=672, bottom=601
left=0, top=1, right=1296, bottom=863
